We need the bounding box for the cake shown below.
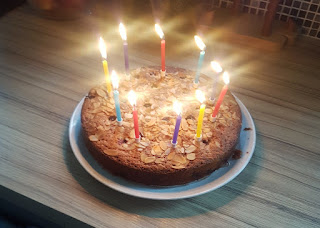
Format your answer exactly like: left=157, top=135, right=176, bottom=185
left=81, top=66, right=242, bottom=186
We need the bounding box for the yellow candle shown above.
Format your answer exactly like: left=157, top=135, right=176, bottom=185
left=99, top=37, right=112, bottom=94
left=102, top=60, right=112, bottom=93
left=196, top=104, right=206, bottom=138
left=196, top=90, right=206, bottom=139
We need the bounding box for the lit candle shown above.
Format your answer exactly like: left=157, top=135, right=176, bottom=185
left=128, top=90, right=140, bottom=141
left=99, top=37, right=112, bottom=94
left=211, top=72, right=230, bottom=119
left=155, top=24, right=165, bottom=76
left=210, top=61, right=223, bottom=101
left=119, top=23, right=130, bottom=80
left=196, top=90, right=206, bottom=140
left=172, top=101, right=182, bottom=146
left=194, top=35, right=206, bottom=85
left=111, top=70, right=122, bottom=123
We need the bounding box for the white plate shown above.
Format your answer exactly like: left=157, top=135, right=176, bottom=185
left=69, top=96, right=256, bottom=200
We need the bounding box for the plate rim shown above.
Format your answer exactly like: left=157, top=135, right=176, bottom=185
left=69, top=95, right=256, bottom=200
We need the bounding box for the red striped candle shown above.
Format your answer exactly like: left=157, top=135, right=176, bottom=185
left=212, top=72, right=230, bottom=118
left=161, top=39, right=165, bottom=72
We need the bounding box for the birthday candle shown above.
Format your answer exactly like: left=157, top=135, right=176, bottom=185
left=119, top=23, right=130, bottom=78
left=99, top=37, right=112, bottom=94
left=194, top=35, right=206, bottom=84
left=196, top=90, right=206, bottom=139
left=128, top=90, right=140, bottom=141
left=172, top=101, right=182, bottom=146
left=212, top=72, right=230, bottom=118
left=155, top=24, right=165, bottom=73
left=111, top=70, right=122, bottom=122
left=210, top=61, right=223, bottom=101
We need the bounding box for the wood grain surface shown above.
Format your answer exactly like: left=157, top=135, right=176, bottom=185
left=0, top=4, right=320, bottom=228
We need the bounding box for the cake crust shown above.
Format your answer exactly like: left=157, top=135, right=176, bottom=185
left=81, top=66, right=242, bottom=186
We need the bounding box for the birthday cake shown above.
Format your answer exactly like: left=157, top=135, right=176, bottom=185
left=81, top=66, right=242, bottom=186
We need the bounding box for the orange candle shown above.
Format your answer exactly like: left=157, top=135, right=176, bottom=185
left=212, top=72, right=230, bottom=118
left=155, top=24, right=165, bottom=73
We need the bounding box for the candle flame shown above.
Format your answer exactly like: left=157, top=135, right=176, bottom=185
left=196, top=90, right=205, bottom=103
left=223, top=71, right=230, bottom=85
left=173, top=101, right=182, bottom=115
left=99, top=37, right=107, bottom=59
left=111, top=70, right=119, bottom=89
left=194, top=35, right=206, bottom=51
left=211, top=61, right=223, bottom=73
left=155, top=24, right=164, bottom=39
left=128, top=90, right=137, bottom=106
left=119, top=23, right=127, bottom=41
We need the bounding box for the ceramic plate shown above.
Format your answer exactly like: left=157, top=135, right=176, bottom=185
left=69, top=95, right=256, bottom=200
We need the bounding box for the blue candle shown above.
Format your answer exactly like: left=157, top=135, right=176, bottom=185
left=111, top=70, right=122, bottom=122
left=113, top=90, right=122, bottom=122
left=194, top=35, right=206, bottom=84
left=194, top=50, right=205, bottom=84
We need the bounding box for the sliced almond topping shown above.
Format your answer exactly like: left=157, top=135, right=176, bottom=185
left=232, top=112, right=237, bottom=119
left=164, top=148, right=171, bottom=155
left=187, top=153, right=196, bottom=160
left=220, top=119, right=227, bottom=126
left=187, top=119, right=194, bottom=125
left=144, top=156, right=156, bottom=163
left=205, top=108, right=212, bottom=114
left=153, top=145, right=162, bottom=154
left=129, top=129, right=135, bottom=139
left=173, top=154, right=187, bottom=164
left=122, top=121, right=130, bottom=127
left=140, top=141, right=149, bottom=147
left=155, top=158, right=164, bottom=164
left=93, top=102, right=100, bottom=109
left=185, top=145, right=196, bottom=153
left=146, top=118, right=156, bottom=126
left=167, top=152, right=175, bottom=160
left=107, top=103, right=114, bottom=109
left=181, top=118, right=188, bottom=131
left=161, top=130, right=170, bottom=136
left=125, top=113, right=133, bottom=119
left=104, top=150, right=118, bottom=156
left=172, top=164, right=186, bottom=169
left=140, top=152, right=147, bottom=162
left=96, top=89, right=106, bottom=97
left=89, top=135, right=99, bottom=142
left=203, top=128, right=211, bottom=133
left=159, top=141, right=168, bottom=151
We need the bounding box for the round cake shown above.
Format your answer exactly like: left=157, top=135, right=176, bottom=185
left=81, top=66, right=242, bottom=186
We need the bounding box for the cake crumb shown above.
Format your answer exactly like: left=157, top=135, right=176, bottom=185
left=244, top=128, right=252, bottom=131
left=232, top=149, right=242, bottom=160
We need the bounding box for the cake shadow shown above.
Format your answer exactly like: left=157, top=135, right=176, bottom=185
left=63, top=122, right=263, bottom=219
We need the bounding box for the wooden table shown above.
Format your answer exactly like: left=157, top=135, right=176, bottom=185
left=1, top=4, right=320, bottom=228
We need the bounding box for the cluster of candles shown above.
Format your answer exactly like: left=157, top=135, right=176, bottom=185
left=99, top=23, right=231, bottom=144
